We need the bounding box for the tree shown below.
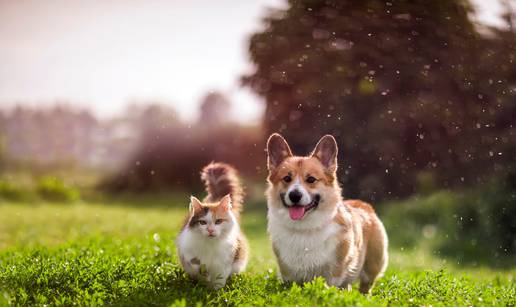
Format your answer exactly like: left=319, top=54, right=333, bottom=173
left=199, top=92, right=231, bottom=125
left=244, top=0, right=516, bottom=200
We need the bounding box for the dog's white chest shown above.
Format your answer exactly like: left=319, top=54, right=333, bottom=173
left=269, top=220, right=340, bottom=282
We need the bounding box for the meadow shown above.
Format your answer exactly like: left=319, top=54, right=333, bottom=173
left=1, top=0, right=515, bottom=305
left=0, top=192, right=514, bottom=306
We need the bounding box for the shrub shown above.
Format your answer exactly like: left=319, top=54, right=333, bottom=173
left=36, top=176, right=80, bottom=202
left=444, top=178, right=516, bottom=263
left=381, top=191, right=459, bottom=248
left=0, top=180, right=26, bottom=201
left=102, top=124, right=264, bottom=192
left=381, top=174, right=516, bottom=267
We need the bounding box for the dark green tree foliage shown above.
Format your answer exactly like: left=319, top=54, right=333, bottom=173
left=244, top=0, right=516, bottom=200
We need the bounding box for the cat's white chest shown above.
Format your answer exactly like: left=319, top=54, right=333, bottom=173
left=177, top=229, right=235, bottom=287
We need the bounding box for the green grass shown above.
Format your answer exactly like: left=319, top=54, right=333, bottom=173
left=0, top=198, right=514, bottom=306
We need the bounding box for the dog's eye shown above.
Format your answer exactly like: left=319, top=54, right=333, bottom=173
left=215, top=219, right=224, bottom=225
left=198, top=220, right=207, bottom=225
left=306, top=176, right=317, bottom=184
left=283, top=175, right=292, bottom=183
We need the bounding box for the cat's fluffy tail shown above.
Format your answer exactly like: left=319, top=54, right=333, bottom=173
left=201, top=162, right=244, bottom=216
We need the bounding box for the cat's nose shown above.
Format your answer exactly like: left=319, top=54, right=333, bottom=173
left=288, top=190, right=302, bottom=204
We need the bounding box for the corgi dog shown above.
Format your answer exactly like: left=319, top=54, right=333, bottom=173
left=265, top=133, right=388, bottom=293
left=176, top=162, right=248, bottom=289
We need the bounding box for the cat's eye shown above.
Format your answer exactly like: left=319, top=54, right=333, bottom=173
left=198, top=220, right=207, bottom=225
left=306, top=176, right=317, bottom=184
left=215, top=219, right=224, bottom=225
left=283, top=175, right=292, bottom=183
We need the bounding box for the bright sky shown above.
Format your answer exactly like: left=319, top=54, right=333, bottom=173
left=0, top=0, right=510, bottom=123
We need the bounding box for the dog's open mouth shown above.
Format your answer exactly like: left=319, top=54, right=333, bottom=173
left=285, top=195, right=320, bottom=220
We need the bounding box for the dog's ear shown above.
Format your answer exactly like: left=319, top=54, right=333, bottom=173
left=311, top=135, right=338, bottom=172
left=267, top=133, right=292, bottom=171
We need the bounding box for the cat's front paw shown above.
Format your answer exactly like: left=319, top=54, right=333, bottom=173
left=210, top=278, right=228, bottom=290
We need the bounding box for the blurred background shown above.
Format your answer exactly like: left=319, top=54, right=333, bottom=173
left=0, top=0, right=515, bottom=268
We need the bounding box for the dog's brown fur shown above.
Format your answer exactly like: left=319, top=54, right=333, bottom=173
left=266, top=133, right=388, bottom=293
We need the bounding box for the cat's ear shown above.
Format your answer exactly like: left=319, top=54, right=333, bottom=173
left=189, top=196, right=203, bottom=212
left=219, top=194, right=232, bottom=212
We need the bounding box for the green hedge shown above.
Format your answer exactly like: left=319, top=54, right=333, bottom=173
left=381, top=177, right=515, bottom=267
left=0, top=180, right=27, bottom=201
left=36, top=176, right=80, bottom=202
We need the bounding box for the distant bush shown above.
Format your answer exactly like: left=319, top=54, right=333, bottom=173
left=382, top=173, right=516, bottom=267
left=102, top=124, right=265, bottom=193
left=0, top=180, right=26, bottom=201
left=36, top=176, right=80, bottom=202
left=445, top=177, right=516, bottom=263
left=381, top=191, right=457, bottom=248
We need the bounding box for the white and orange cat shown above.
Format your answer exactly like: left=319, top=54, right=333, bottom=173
left=266, top=133, right=388, bottom=293
left=176, top=162, right=248, bottom=289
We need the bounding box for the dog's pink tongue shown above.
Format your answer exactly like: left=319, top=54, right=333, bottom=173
left=289, top=206, right=305, bottom=220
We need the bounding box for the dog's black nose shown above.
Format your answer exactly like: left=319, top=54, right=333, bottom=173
left=288, top=190, right=302, bottom=204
